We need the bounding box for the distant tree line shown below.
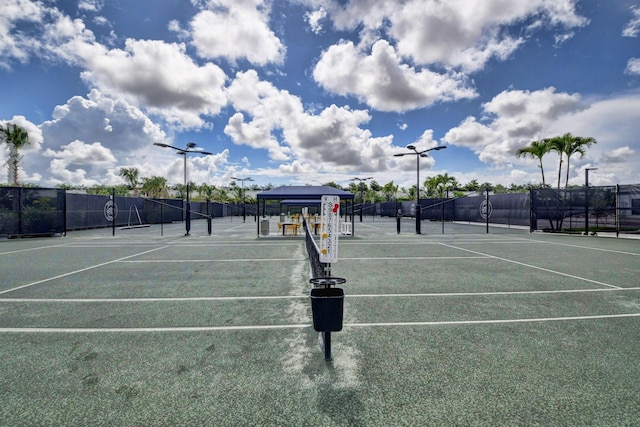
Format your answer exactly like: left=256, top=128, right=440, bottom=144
left=1, top=122, right=599, bottom=204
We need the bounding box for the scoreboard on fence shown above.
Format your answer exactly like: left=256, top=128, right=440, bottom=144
left=319, top=195, right=339, bottom=263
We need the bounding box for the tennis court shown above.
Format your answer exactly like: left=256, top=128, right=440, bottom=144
left=1, top=217, right=639, bottom=425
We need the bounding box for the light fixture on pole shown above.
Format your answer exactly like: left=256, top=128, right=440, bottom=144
left=153, top=142, right=212, bottom=235
left=231, top=176, right=254, bottom=222
left=351, top=177, right=373, bottom=222
left=393, top=145, right=447, bottom=234
left=584, top=167, right=598, bottom=236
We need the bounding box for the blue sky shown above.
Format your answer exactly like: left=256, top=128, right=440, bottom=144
left=1, top=0, right=639, bottom=190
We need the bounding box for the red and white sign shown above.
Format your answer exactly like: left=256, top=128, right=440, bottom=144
left=319, top=195, right=340, bottom=263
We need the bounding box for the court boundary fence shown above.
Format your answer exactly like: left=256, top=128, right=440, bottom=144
left=1, top=184, right=639, bottom=237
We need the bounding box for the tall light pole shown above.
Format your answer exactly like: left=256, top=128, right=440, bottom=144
left=231, top=176, right=253, bottom=222
left=351, top=177, right=373, bottom=222
left=394, top=145, right=447, bottom=234
left=584, top=167, right=598, bottom=236
left=153, top=142, right=212, bottom=235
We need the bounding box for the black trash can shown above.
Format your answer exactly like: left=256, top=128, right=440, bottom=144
left=310, top=287, right=344, bottom=332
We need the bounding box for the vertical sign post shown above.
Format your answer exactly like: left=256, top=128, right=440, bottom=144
left=318, top=195, right=340, bottom=361
left=320, top=195, right=340, bottom=264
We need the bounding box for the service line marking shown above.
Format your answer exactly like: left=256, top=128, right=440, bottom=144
left=2, top=286, right=639, bottom=303
left=1, top=313, right=639, bottom=333
left=119, top=258, right=306, bottom=263
left=439, top=242, right=622, bottom=289
left=0, top=246, right=169, bottom=296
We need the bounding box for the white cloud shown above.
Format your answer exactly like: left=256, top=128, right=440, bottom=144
left=74, top=39, right=228, bottom=128
left=305, top=7, right=327, bottom=34
left=444, top=87, right=583, bottom=164
left=314, top=39, right=477, bottom=112
left=226, top=70, right=400, bottom=173
left=601, top=146, right=635, bottom=164
left=225, top=112, right=291, bottom=161
left=78, top=0, right=104, bottom=13
left=43, top=140, right=117, bottom=186
left=16, top=90, right=168, bottom=186
left=546, top=92, right=640, bottom=185
left=190, top=0, right=285, bottom=65
left=0, top=0, right=47, bottom=68
left=319, top=0, right=588, bottom=71
left=622, top=6, right=640, bottom=37
left=310, top=0, right=587, bottom=111
left=444, top=89, right=640, bottom=186
left=44, top=140, right=116, bottom=165
left=7, top=90, right=235, bottom=187
left=7, top=6, right=228, bottom=129
left=625, top=58, right=640, bottom=75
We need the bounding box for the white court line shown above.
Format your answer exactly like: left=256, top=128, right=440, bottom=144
left=439, top=242, right=623, bottom=289
left=339, top=256, right=487, bottom=261
left=0, top=324, right=310, bottom=333
left=349, top=286, right=640, bottom=298
left=120, top=258, right=306, bottom=263
left=1, top=313, right=639, bottom=333
left=531, top=238, right=640, bottom=257
left=0, top=246, right=169, bottom=296
left=0, top=242, right=71, bottom=255
left=1, top=286, right=639, bottom=303
left=0, top=295, right=308, bottom=302
left=348, top=312, right=640, bottom=327
left=119, top=256, right=484, bottom=263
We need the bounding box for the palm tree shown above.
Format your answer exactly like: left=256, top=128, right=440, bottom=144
left=425, top=173, right=458, bottom=198
left=0, top=123, right=30, bottom=185
left=463, top=179, right=480, bottom=192
left=197, top=183, right=215, bottom=201
left=439, top=173, right=458, bottom=197
left=516, top=139, right=550, bottom=187
left=563, top=135, right=596, bottom=188
left=141, top=176, right=167, bottom=198
left=231, top=185, right=243, bottom=203
left=546, top=136, right=568, bottom=189
left=381, top=181, right=398, bottom=202
left=424, top=176, right=440, bottom=198
left=215, top=187, right=229, bottom=203
left=118, top=167, right=140, bottom=196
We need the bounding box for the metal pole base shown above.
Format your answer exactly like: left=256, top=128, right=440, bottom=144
left=319, top=332, right=332, bottom=361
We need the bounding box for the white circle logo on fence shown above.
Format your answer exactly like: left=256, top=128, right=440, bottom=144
left=480, top=200, right=493, bottom=219
left=104, top=200, right=118, bottom=221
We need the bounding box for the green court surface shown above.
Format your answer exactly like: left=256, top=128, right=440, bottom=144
left=1, top=218, right=639, bottom=426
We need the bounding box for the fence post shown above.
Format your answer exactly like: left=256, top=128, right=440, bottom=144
left=485, top=188, right=490, bottom=234
left=18, top=186, right=23, bottom=237
left=63, top=189, right=67, bottom=236
left=529, top=189, right=536, bottom=233
left=111, top=188, right=116, bottom=236
left=616, top=184, right=620, bottom=238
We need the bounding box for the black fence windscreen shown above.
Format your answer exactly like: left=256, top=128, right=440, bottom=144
left=531, top=186, right=619, bottom=233
left=0, top=187, right=65, bottom=237
left=380, top=192, right=530, bottom=227
left=2, top=186, right=639, bottom=238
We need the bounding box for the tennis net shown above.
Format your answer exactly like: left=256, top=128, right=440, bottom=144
left=303, top=218, right=328, bottom=279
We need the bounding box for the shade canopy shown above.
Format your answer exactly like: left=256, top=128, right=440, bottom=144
left=257, top=185, right=354, bottom=201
